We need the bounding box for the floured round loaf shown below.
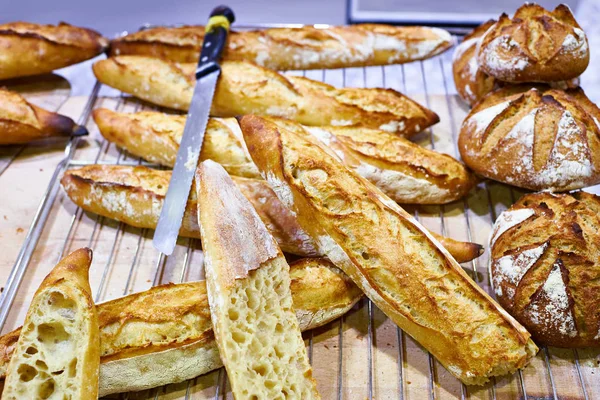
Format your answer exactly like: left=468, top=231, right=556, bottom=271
left=453, top=20, right=497, bottom=106
left=477, top=4, right=589, bottom=83
left=489, top=191, right=600, bottom=347
left=458, top=85, right=600, bottom=191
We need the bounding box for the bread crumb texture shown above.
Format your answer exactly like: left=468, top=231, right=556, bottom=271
left=217, top=259, right=319, bottom=399
left=490, top=191, right=600, bottom=347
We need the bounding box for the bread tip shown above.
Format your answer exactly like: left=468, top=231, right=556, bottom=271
left=72, top=124, right=89, bottom=137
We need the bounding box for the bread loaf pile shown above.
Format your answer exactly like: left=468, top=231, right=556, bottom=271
left=453, top=4, right=600, bottom=192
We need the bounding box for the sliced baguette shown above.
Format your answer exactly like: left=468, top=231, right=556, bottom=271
left=92, top=55, right=438, bottom=137
left=0, top=22, right=108, bottom=80
left=93, top=108, right=474, bottom=204
left=110, top=24, right=453, bottom=67
left=0, top=88, right=81, bottom=145
left=0, top=258, right=361, bottom=396
left=197, top=160, right=320, bottom=399
left=2, top=248, right=99, bottom=399
left=239, top=115, right=538, bottom=385
left=60, top=164, right=483, bottom=263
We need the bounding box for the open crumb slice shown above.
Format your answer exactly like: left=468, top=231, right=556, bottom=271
left=197, top=160, right=320, bottom=399
left=3, top=248, right=99, bottom=399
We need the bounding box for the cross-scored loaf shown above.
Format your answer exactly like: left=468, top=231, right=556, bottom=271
left=92, top=108, right=474, bottom=204
left=2, top=248, right=99, bottom=399
left=452, top=20, right=497, bottom=106
left=59, top=164, right=483, bottom=263
left=489, top=191, right=600, bottom=347
left=239, top=114, right=537, bottom=385
left=92, top=55, right=438, bottom=137
left=0, top=22, right=108, bottom=80
left=477, top=4, right=589, bottom=83
left=0, top=88, right=78, bottom=145
left=458, top=85, right=600, bottom=191
left=197, top=160, right=320, bottom=399
left=0, top=258, right=360, bottom=395
left=109, top=24, right=453, bottom=68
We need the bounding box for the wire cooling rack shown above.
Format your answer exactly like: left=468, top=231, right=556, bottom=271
left=0, top=30, right=599, bottom=399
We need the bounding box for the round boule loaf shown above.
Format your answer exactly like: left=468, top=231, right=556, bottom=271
left=458, top=85, right=600, bottom=191
left=477, top=3, right=589, bottom=83
left=452, top=20, right=497, bottom=106
left=489, top=191, right=600, bottom=347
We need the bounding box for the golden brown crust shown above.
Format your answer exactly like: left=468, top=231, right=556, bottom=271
left=92, top=55, right=438, bottom=137
left=458, top=85, right=600, bottom=191
left=110, top=24, right=453, bottom=68
left=60, top=164, right=482, bottom=262
left=60, top=164, right=319, bottom=256
left=490, top=191, right=600, bottom=347
left=0, top=22, right=108, bottom=80
left=0, top=259, right=362, bottom=394
left=452, top=20, right=498, bottom=106
left=0, top=88, right=76, bottom=144
left=477, top=4, right=589, bottom=82
left=239, top=114, right=537, bottom=385
left=93, top=109, right=470, bottom=204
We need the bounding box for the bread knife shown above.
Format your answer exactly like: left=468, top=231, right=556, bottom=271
left=153, top=5, right=235, bottom=255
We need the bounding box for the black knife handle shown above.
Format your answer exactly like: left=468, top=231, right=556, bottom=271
left=196, top=5, right=235, bottom=79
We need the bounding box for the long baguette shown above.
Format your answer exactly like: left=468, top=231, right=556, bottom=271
left=92, top=55, right=438, bottom=137
left=0, top=22, right=108, bottom=80
left=60, top=164, right=483, bottom=263
left=0, top=258, right=361, bottom=396
left=239, top=114, right=538, bottom=385
left=2, top=248, right=99, bottom=399
left=197, top=160, right=320, bottom=398
left=0, top=88, right=82, bottom=144
left=93, top=108, right=474, bottom=204
left=110, top=24, right=453, bottom=68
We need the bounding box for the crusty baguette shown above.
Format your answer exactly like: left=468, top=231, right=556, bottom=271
left=93, top=108, right=474, bottom=204
left=239, top=115, right=538, bottom=385
left=2, top=248, right=99, bottom=399
left=110, top=24, right=453, bottom=68
left=197, top=160, right=320, bottom=399
left=0, top=258, right=362, bottom=395
left=0, top=88, right=82, bottom=144
left=92, top=55, right=438, bottom=137
left=60, top=164, right=483, bottom=263
left=0, top=22, right=108, bottom=80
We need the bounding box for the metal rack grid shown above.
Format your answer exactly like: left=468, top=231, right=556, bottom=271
left=0, top=37, right=599, bottom=400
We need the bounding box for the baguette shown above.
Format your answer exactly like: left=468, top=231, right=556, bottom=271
left=60, top=164, right=483, bottom=263
left=0, top=88, right=84, bottom=144
left=0, top=22, right=108, bottom=80
left=0, top=258, right=362, bottom=395
left=239, top=114, right=538, bottom=385
left=2, top=248, right=99, bottom=399
left=92, top=55, right=438, bottom=137
left=197, top=160, right=320, bottom=399
left=110, top=24, right=453, bottom=68
left=93, top=108, right=474, bottom=204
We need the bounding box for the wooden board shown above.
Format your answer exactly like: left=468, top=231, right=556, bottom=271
left=1, top=55, right=599, bottom=399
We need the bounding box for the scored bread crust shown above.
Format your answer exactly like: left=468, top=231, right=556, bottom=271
left=0, top=88, right=77, bottom=144
left=110, top=24, right=453, bottom=68
left=2, top=248, right=99, bottom=399
left=489, top=191, right=600, bottom=348
left=196, top=160, right=320, bottom=399
left=239, top=115, right=537, bottom=385
left=92, top=55, right=438, bottom=137
left=0, top=258, right=362, bottom=395
left=452, top=20, right=498, bottom=106
left=0, top=22, right=108, bottom=80
left=458, top=85, right=600, bottom=191
left=60, top=164, right=483, bottom=263
left=477, top=4, right=589, bottom=83
left=92, top=108, right=473, bottom=204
